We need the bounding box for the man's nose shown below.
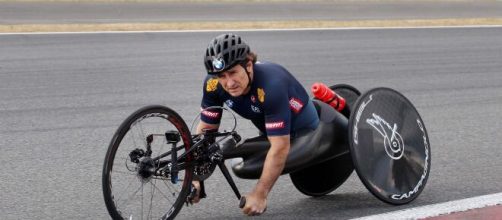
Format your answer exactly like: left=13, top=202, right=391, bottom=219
left=226, top=77, right=236, bottom=87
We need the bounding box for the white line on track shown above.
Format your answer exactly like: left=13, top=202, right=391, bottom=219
left=1, top=25, right=502, bottom=35
left=351, top=192, right=502, bottom=220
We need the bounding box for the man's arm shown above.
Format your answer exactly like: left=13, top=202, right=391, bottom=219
left=196, top=120, right=219, bottom=134
left=242, top=134, right=290, bottom=216
left=190, top=121, right=219, bottom=203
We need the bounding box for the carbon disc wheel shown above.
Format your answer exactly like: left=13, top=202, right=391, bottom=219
left=348, top=88, right=431, bottom=205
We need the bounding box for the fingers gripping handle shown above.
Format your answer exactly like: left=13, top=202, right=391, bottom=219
left=238, top=196, right=267, bottom=213
left=239, top=196, right=246, bottom=209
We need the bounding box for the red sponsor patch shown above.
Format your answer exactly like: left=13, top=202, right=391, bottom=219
left=289, top=97, right=304, bottom=114
left=251, top=95, right=256, bottom=103
left=265, top=121, right=285, bottom=130
left=201, top=109, right=220, bottom=119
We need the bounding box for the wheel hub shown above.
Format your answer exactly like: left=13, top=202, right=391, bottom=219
left=137, top=157, right=155, bottom=180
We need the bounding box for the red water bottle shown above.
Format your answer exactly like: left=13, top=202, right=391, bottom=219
left=311, top=82, right=346, bottom=112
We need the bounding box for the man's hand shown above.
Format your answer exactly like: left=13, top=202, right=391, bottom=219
left=241, top=134, right=290, bottom=216
left=187, top=181, right=202, bottom=204
left=188, top=121, right=218, bottom=205
left=242, top=191, right=267, bottom=216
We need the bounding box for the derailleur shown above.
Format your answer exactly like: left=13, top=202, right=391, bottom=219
left=129, top=148, right=145, bottom=163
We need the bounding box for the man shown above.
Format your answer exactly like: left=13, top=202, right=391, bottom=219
left=192, top=33, right=320, bottom=216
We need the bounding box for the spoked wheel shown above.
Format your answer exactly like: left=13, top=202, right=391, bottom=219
left=102, top=105, right=193, bottom=220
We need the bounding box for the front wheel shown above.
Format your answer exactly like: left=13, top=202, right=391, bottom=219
left=102, top=105, right=193, bottom=220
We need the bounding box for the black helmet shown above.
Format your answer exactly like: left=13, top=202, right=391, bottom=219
left=204, top=33, right=250, bottom=75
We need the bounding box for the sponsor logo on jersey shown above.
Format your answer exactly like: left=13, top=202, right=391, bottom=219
left=206, top=78, right=219, bottom=92
left=251, top=105, right=261, bottom=113
left=265, top=121, right=285, bottom=130
left=251, top=95, right=256, bottom=103
left=289, top=97, right=304, bottom=114
left=225, top=100, right=234, bottom=108
left=257, top=88, right=265, bottom=103
left=201, top=109, right=220, bottom=119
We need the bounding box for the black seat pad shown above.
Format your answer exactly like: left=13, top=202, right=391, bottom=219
left=221, top=100, right=350, bottom=179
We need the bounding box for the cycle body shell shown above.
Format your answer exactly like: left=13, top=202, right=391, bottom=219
left=102, top=84, right=431, bottom=220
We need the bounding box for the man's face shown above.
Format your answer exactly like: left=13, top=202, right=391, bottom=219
left=217, top=62, right=252, bottom=97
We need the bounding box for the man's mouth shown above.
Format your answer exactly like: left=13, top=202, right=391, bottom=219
left=228, top=86, right=239, bottom=92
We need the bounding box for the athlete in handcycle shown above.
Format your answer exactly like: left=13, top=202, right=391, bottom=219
left=102, top=33, right=431, bottom=219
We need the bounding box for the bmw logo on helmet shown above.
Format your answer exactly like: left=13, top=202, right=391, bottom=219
left=212, top=57, right=225, bottom=71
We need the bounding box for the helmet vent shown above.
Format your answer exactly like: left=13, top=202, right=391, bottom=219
left=204, top=33, right=250, bottom=74
left=231, top=50, right=236, bottom=61
left=205, top=60, right=211, bottom=70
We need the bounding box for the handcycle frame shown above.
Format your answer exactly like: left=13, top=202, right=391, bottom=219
left=102, top=84, right=431, bottom=220
left=172, top=128, right=246, bottom=201
left=102, top=104, right=250, bottom=220
left=131, top=126, right=246, bottom=199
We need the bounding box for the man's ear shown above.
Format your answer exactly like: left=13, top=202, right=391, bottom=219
left=246, top=60, right=253, bottom=73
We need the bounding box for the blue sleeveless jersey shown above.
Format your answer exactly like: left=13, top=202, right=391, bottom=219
left=200, top=62, right=319, bottom=136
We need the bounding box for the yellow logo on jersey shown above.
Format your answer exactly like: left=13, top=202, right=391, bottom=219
left=257, top=88, right=265, bottom=103
left=206, top=78, right=219, bottom=92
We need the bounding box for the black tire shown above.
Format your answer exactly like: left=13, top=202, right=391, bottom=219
left=290, top=153, right=353, bottom=197
left=102, top=105, right=193, bottom=220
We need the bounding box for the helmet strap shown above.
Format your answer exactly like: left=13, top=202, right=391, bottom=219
left=240, top=61, right=253, bottom=89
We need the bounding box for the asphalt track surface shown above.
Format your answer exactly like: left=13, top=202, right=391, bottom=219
left=1, top=27, right=501, bottom=219
left=1, top=1, right=502, bottom=24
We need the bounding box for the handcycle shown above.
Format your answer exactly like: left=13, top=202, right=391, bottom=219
left=102, top=84, right=431, bottom=219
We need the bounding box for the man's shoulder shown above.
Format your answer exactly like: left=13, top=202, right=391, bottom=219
left=255, top=61, right=288, bottom=73
left=255, top=61, right=291, bottom=85
left=203, top=75, right=221, bottom=94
